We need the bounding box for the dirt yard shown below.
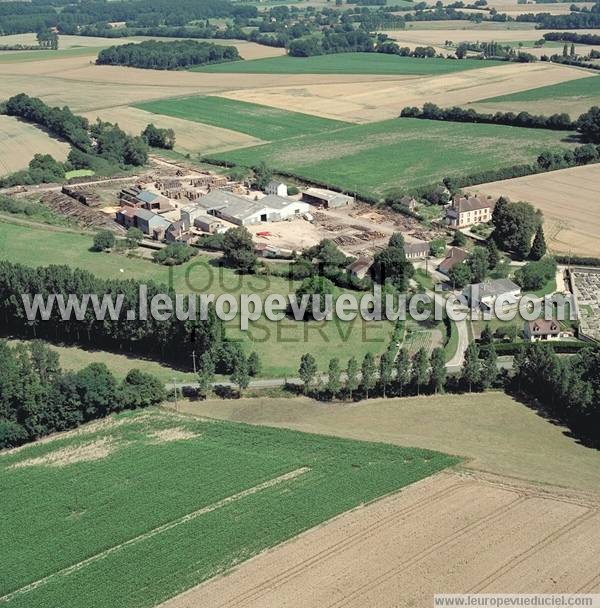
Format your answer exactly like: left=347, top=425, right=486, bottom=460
left=160, top=470, right=600, bottom=608
left=219, top=62, right=589, bottom=122
left=0, top=115, right=70, bottom=176
left=472, top=164, right=600, bottom=256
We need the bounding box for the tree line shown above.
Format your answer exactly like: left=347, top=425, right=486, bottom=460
left=0, top=340, right=166, bottom=449
left=3, top=93, right=149, bottom=169
left=543, top=31, right=600, bottom=45
left=0, top=260, right=227, bottom=369
left=401, top=102, right=575, bottom=131
left=96, top=40, right=241, bottom=70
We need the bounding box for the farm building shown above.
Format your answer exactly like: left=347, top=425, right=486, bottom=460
left=134, top=208, right=172, bottom=239
left=347, top=257, right=373, bottom=280
left=438, top=247, right=469, bottom=276
left=116, top=206, right=138, bottom=229
left=136, top=190, right=172, bottom=213
left=194, top=214, right=224, bottom=234
left=399, top=196, right=418, bottom=212
left=524, top=319, right=565, bottom=342
left=191, top=190, right=309, bottom=226
left=302, top=187, right=354, bottom=209
left=445, top=195, right=495, bottom=228
left=405, top=241, right=430, bottom=260
left=463, top=278, right=521, bottom=311
left=265, top=180, right=288, bottom=197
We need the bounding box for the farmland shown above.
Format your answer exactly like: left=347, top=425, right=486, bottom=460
left=192, top=52, right=505, bottom=76
left=0, top=408, right=457, bottom=608
left=474, top=75, right=600, bottom=117
left=473, top=163, right=600, bottom=256
left=134, top=96, right=349, bottom=141
left=0, top=220, right=393, bottom=377
left=0, top=115, right=70, bottom=176
left=210, top=117, right=575, bottom=198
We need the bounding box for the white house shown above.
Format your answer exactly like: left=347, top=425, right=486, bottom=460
left=265, top=180, right=288, bottom=197
left=524, top=319, right=564, bottom=342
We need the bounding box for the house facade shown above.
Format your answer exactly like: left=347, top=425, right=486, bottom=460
left=445, top=195, right=494, bottom=228
left=524, top=319, right=564, bottom=342
left=265, top=181, right=288, bottom=197
left=404, top=241, right=430, bottom=260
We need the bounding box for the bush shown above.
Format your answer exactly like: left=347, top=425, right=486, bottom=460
left=0, top=419, right=28, bottom=449
left=93, top=230, right=116, bottom=251
left=153, top=242, right=197, bottom=265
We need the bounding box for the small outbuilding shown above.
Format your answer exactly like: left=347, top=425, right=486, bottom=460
left=302, top=187, right=354, bottom=209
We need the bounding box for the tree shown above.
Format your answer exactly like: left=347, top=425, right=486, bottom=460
left=461, top=343, right=481, bottom=392
left=361, top=352, right=376, bottom=399
left=480, top=324, right=493, bottom=345
left=295, top=275, right=335, bottom=320
left=197, top=353, right=215, bottom=399
left=395, top=348, right=411, bottom=396
left=372, top=246, right=414, bottom=290
left=327, top=357, right=342, bottom=398
left=529, top=225, right=547, bottom=261
left=253, top=161, right=273, bottom=191
left=448, top=263, right=472, bottom=289
left=388, top=232, right=406, bottom=253
left=120, top=369, right=166, bottom=409
left=230, top=354, right=250, bottom=397
left=345, top=356, right=359, bottom=399
left=452, top=230, right=466, bottom=246
left=93, top=230, right=115, bottom=252
left=481, top=343, right=498, bottom=389
left=247, top=352, right=261, bottom=377
left=222, top=226, right=257, bottom=273
left=492, top=200, right=540, bottom=259
left=467, top=247, right=489, bottom=283
left=125, top=227, right=144, bottom=248
left=141, top=123, right=175, bottom=149
left=429, top=347, right=446, bottom=394
left=486, top=239, right=500, bottom=269
left=411, top=348, right=429, bottom=396
left=299, top=353, right=318, bottom=394
left=576, top=106, right=600, bottom=144
left=378, top=351, right=393, bottom=398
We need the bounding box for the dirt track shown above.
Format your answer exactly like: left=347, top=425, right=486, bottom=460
left=160, top=471, right=600, bottom=608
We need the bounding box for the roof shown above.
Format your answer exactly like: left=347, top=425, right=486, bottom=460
left=528, top=319, right=560, bottom=335
left=453, top=195, right=494, bottom=214
left=136, top=190, right=159, bottom=204
left=134, top=208, right=156, bottom=221
left=303, top=187, right=352, bottom=205
left=438, top=247, right=469, bottom=274
left=117, top=206, right=137, bottom=218
left=468, top=278, right=521, bottom=299
left=267, top=180, right=285, bottom=188
left=167, top=220, right=184, bottom=234
left=347, top=257, right=373, bottom=274
left=399, top=195, right=417, bottom=206
left=193, top=213, right=219, bottom=224
left=405, top=241, right=430, bottom=255
left=260, top=194, right=299, bottom=210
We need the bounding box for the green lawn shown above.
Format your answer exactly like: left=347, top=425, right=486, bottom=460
left=209, top=117, right=575, bottom=199
left=480, top=74, right=600, bottom=104
left=134, top=96, right=349, bottom=141
left=65, top=169, right=95, bottom=179
left=190, top=52, right=503, bottom=75
left=0, top=408, right=457, bottom=608
left=0, top=220, right=392, bottom=377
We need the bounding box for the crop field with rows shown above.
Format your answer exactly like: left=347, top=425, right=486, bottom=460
left=0, top=409, right=458, bottom=608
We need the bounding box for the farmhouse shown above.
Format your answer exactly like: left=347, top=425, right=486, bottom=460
left=136, top=190, right=172, bottom=214
left=405, top=241, right=430, bottom=260
left=524, top=319, right=563, bottom=342
left=445, top=195, right=495, bottom=228
left=133, top=209, right=172, bottom=239
left=115, top=206, right=137, bottom=229
left=265, top=180, right=288, bottom=197
left=463, top=278, right=521, bottom=311
left=347, top=257, right=373, bottom=280
left=438, top=247, right=469, bottom=276
left=302, top=187, right=354, bottom=209
left=194, top=214, right=224, bottom=234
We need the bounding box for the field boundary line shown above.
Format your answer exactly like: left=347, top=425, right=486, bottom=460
left=214, top=480, right=473, bottom=608
left=0, top=467, right=310, bottom=604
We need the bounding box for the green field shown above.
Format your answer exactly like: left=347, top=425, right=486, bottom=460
left=0, top=408, right=457, bottom=608
left=209, top=117, right=575, bottom=198
left=0, top=220, right=392, bottom=376
left=0, top=46, right=100, bottom=63
left=481, top=74, right=600, bottom=104
left=134, top=96, right=349, bottom=141
left=189, top=52, right=504, bottom=75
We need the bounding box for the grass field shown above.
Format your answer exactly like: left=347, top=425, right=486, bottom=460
left=209, top=117, right=575, bottom=198
left=0, top=115, right=70, bottom=176
left=134, top=96, right=349, bottom=141
left=184, top=392, right=600, bottom=493
left=0, top=220, right=393, bottom=376
left=191, top=52, right=504, bottom=75
left=0, top=408, right=457, bottom=608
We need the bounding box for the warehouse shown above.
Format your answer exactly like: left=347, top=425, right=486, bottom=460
left=302, top=187, right=354, bottom=209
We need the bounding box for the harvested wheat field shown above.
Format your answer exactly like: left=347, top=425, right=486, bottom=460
left=161, top=471, right=600, bottom=608
left=0, top=115, right=70, bottom=176
left=472, top=164, right=600, bottom=256
left=85, top=107, right=264, bottom=154
left=220, top=62, right=589, bottom=122
left=381, top=26, right=600, bottom=46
